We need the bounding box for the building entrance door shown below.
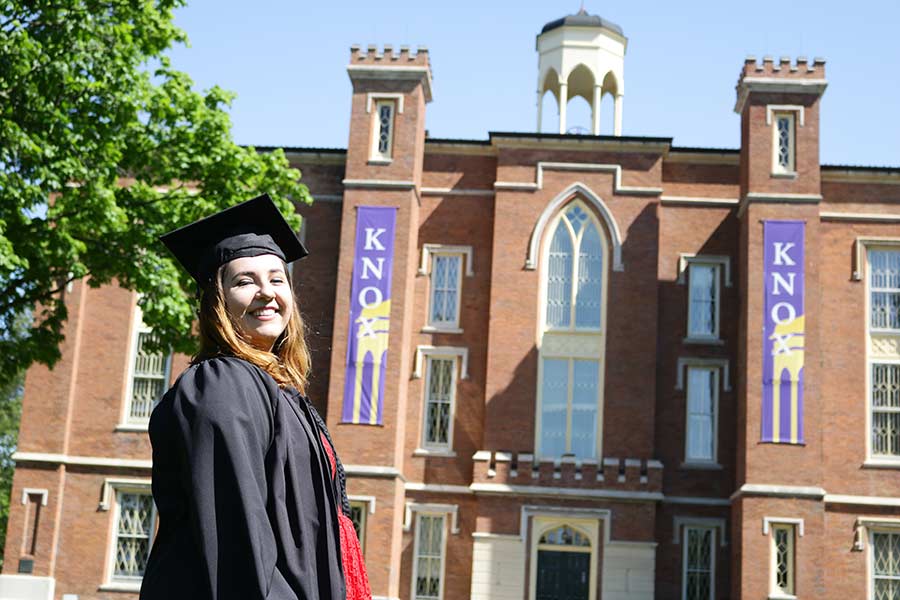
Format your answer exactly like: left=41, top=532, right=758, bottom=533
left=536, top=549, right=590, bottom=600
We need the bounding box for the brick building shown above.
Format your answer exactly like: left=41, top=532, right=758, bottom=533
left=1, top=10, right=900, bottom=600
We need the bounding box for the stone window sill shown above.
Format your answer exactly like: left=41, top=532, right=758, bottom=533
left=681, top=461, right=723, bottom=470
left=421, top=326, right=463, bottom=334
left=863, top=458, right=900, bottom=469
left=114, top=423, right=148, bottom=433
left=682, top=336, right=724, bottom=346
left=99, top=581, right=142, bottom=593
left=367, top=158, right=392, bottom=165
left=413, top=448, right=457, bottom=458
left=768, top=593, right=797, bottom=600
left=771, top=171, right=798, bottom=179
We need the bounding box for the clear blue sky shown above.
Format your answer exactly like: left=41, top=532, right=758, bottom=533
left=167, top=0, right=900, bottom=167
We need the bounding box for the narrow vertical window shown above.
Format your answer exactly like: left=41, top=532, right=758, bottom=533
left=770, top=524, right=795, bottom=596
left=372, top=100, right=395, bottom=161
left=428, top=254, right=462, bottom=328
left=112, top=490, right=155, bottom=581
left=872, top=363, right=900, bottom=457
left=539, top=358, right=599, bottom=459
left=687, top=263, right=719, bottom=339
left=683, top=526, right=714, bottom=600
left=872, top=531, right=900, bottom=600
left=772, top=112, right=796, bottom=174
left=423, top=357, right=455, bottom=449
left=126, top=312, right=172, bottom=425
left=349, top=501, right=368, bottom=553
left=685, top=367, right=717, bottom=463
left=870, top=250, right=900, bottom=331
left=413, top=514, right=445, bottom=600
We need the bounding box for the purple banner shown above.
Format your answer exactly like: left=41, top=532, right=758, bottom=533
left=761, top=220, right=805, bottom=444
left=341, top=207, right=397, bottom=425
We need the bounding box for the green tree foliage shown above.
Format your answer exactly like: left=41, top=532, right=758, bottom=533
left=0, top=312, right=27, bottom=569
left=0, top=0, right=310, bottom=380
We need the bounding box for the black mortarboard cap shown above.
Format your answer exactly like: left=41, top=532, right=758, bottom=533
left=160, top=193, right=308, bottom=284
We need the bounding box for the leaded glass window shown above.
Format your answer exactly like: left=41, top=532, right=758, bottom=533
left=684, top=527, right=713, bottom=600
left=686, top=367, right=717, bottom=462
left=771, top=524, right=794, bottom=595
left=873, top=531, right=900, bottom=600
left=773, top=112, right=795, bottom=173
left=128, top=328, right=170, bottom=423
left=545, top=203, right=604, bottom=330
left=373, top=100, right=395, bottom=159
left=539, top=357, right=599, bottom=459
left=414, top=514, right=445, bottom=600
left=539, top=525, right=591, bottom=547
left=872, top=363, right=900, bottom=457
left=349, top=501, right=367, bottom=552
left=429, top=254, right=462, bottom=327
left=870, top=250, right=900, bottom=331
left=688, top=263, right=719, bottom=339
left=423, top=357, right=455, bottom=448
left=113, top=491, right=154, bottom=580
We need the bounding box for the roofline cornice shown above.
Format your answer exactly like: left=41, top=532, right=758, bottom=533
left=734, top=77, right=828, bottom=114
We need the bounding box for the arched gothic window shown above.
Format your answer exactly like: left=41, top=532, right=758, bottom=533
left=537, top=200, right=608, bottom=460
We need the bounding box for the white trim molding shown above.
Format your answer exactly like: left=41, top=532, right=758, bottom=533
left=99, top=477, right=151, bottom=511
left=676, top=357, right=732, bottom=392
left=822, top=212, right=900, bottom=223
left=346, top=64, right=433, bottom=103
left=660, top=196, right=739, bottom=207
left=672, top=516, right=728, bottom=546
left=734, top=77, right=828, bottom=113
left=766, top=105, right=806, bottom=127
left=413, top=345, right=469, bottom=380
left=496, top=161, right=663, bottom=196
left=348, top=494, right=377, bottom=514
left=853, top=237, right=900, bottom=281
left=730, top=483, right=826, bottom=501
left=405, top=482, right=472, bottom=495
left=737, top=192, right=822, bottom=218
left=663, top=496, right=731, bottom=507
left=470, top=482, right=663, bottom=503
left=366, top=93, right=405, bottom=115
left=677, top=254, right=733, bottom=287
left=341, top=179, right=416, bottom=190
left=21, top=488, right=48, bottom=506
left=343, top=464, right=405, bottom=480
left=420, top=187, right=495, bottom=197
left=763, top=517, right=805, bottom=537
left=12, top=452, right=152, bottom=470
left=825, top=494, right=900, bottom=507
left=418, top=244, right=475, bottom=277
left=853, top=517, right=900, bottom=551
left=403, top=502, right=460, bottom=534
left=526, top=181, right=624, bottom=271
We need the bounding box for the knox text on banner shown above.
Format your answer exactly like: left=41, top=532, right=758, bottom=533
left=341, top=206, right=397, bottom=425
left=761, top=220, right=806, bottom=444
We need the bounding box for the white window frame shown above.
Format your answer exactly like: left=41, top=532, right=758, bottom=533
left=101, top=482, right=156, bottom=592
left=419, top=355, right=458, bottom=453
left=682, top=525, right=716, bottom=600
left=684, top=366, right=720, bottom=467
left=426, top=253, right=464, bottom=331
left=868, top=526, right=900, bottom=600
left=410, top=512, right=448, bottom=600
left=685, top=260, right=722, bottom=342
left=119, top=304, right=172, bottom=431
left=762, top=518, right=803, bottom=599
left=768, top=107, right=800, bottom=176
left=369, top=98, right=397, bottom=163
left=419, top=244, right=474, bottom=334
left=528, top=516, right=600, bottom=600
left=348, top=496, right=375, bottom=554
left=865, top=246, right=900, bottom=467
left=535, top=355, right=602, bottom=460
left=536, top=200, right=608, bottom=461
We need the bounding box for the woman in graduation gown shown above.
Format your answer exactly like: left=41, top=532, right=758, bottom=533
left=140, top=195, right=370, bottom=600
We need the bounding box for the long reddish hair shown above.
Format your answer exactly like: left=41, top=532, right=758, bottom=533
left=192, top=261, right=311, bottom=393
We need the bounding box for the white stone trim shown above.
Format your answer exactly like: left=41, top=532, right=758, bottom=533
left=730, top=483, right=826, bottom=501
left=403, top=502, right=459, bottom=534
left=343, top=464, right=405, bottom=479
left=496, top=161, right=662, bottom=196
left=12, top=452, right=152, bottom=470
left=98, top=477, right=151, bottom=511
left=346, top=65, right=433, bottom=103
left=412, top=448, right=458, bottom=458
left=418, top=244, right=474, bottom=277
left=734, top=78, right=828, bottom=113
left=470, top=482, right=663, bottom=502
left=676, top=357, right=731, bottom=392
left=853, top=237, right=900, bottom=281
left=348, top=494, right=377, bottom=514
left=471, top=532, right=520, bottom=540
left=672, top=516, right=728, bottom=546
left=853, top=518, right=900, bottom=552
left=0, top=576, right=56, bottom=600
left=677, top=254, right=732, bottom=287
left=825, top=494, right=900, bottom=507
left=762, top=516, right=804, bottom=536
left=526, top=181, right=624, bottom=271
left=737, top=192, right=822, bottom=218
left=365, top=93, right=405, bottom=115
left=413, top=345, right=469, bottom=380
left=404, top=482, right=472, bottom=495
left=98, top=582, right=142, bottom=593
left=660, top=196, right=739, bottom=207
left=21, top=488, right=48, bottom=506
left=822, top=212, right=900, bottom=223
left=663, top=496, right=731, bottom=506
left=766, top=105, right=806, bottom=127
left=341, top=179, right=416, bottom=189
left=420, top=187, right=494, bottom=197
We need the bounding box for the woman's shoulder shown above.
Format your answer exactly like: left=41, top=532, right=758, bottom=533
left=164, top=356, right=280, bottom=416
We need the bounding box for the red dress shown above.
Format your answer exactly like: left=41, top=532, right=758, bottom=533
left=321, top=433, right=373, bottom=600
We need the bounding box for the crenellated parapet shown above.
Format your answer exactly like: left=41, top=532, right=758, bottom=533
left=350, top=44, right=430, bottom=66
left=734, top=54, right=828, bottom=114
left=472, top=450, right=663, bottom=492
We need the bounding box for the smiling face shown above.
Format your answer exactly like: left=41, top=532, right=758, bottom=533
left=221, top=254, right=294, bottom=351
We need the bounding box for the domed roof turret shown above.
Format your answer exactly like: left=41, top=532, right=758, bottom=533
left=540, top=8, right=623, bottom=36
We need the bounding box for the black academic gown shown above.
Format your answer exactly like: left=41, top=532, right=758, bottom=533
left=140, top=357, right=346, bottom=600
